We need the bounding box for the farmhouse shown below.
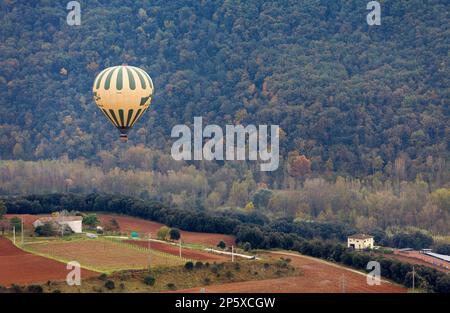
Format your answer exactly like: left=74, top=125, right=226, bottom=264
left=33, top=216, right=83, bottom=233
left=347, top=234, right=374, bottom=250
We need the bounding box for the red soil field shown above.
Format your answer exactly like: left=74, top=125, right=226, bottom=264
left=177, top=252, right=406, bottom=293
left=98, top=214, right=235, bottom=247
left=124, top=240, right=228, bottom=262
left=4, top=214, right=49, bottom=228
left=0, top=237, right=97, bottom=286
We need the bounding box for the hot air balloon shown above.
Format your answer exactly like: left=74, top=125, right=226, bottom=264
left=93, top=65, right=154, bottom=142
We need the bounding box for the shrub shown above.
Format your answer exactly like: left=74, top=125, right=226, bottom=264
left=27, top=285, right=43, bottom=293
left=98, top=273, right=108, bottom=281
left=185, top=261, right=194, bottom=270
left=10, top=284, right=23, bottom=293
left=169, top=228, right=181, bottom=241
left=203, top=277, right=211, bottom=285
left=157, top=226, right=170, bottom=241
left=217, top=240, right=226, bottom=249
left=211, top=265, right=219, bottom=274
left=435, top=244, right=450, bottom=255
left=195, top=261, right=203, bottom=269
left=83, top=214, right=99, bottom=227
left=243, top=242, right=252, bottom=252
left=167, top=283, right=176, bottom=291
left=225, top=271, right=233, bottom=279
left=144, top=276, right=156, bottom=286
left=104, top=280, right=115, bottom=290
left=35, top=222, right=56, bottom=237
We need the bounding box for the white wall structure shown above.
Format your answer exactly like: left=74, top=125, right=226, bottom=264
left=33, top=216, right=83, bottom=234
left=347, top=234, right=374, bottom=250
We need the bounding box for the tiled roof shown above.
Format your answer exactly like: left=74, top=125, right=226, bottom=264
left=35, top=216, right=83, bottom=223
left=348, top=234, right=373, bottom=240
left=425, top=252, right=450, bottom=262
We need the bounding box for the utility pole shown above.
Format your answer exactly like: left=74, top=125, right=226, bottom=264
left=341, top=274, right=346, bottom=293
left=179, top=239, right=182, bottom=258
left=147, top=232, right=151, bottom=271
left=13, top=226, right=15, bottom=245
left=231, top=245, right=235, bottom=262
left=21, top=217, right=24, bottom=245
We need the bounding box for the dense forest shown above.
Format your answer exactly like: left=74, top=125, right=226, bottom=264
left=0, top=1, right=449, bottom=234
left=0, top=0, right=448, bottom=178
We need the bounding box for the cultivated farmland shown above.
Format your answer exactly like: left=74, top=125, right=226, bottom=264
left=98, top=214, right=235, bottom=247
left=124, top=240, right=228, bottom=262
left=0, top=237, right=97, bottom=286
left=26, top=239, right=186, bottom=272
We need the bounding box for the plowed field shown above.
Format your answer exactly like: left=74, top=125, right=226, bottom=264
left=0, top=237, right=97, bottom=286
left=177, top=252, right=406, bottom=293
left=98, top=214, right=235, bottom=247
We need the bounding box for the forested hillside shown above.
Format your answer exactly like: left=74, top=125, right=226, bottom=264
left=0, top=0, right=448, bottom=179
left=0, top=1, right=449, bottom=234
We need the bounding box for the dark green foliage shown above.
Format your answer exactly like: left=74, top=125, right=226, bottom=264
left=0, top=200, right=6, bottom=219
left=435, top=244, right=450, bottom=255
left=217, top=240, right=226, bottom=249
left=166, top=283, right=176, bottom=291
left=9, top=217, right=22, bottom=232
left=98, top=273, right=108, bottom=281
left=184, top=261, right=194, bottom=271
left=391, top=232, right=434, bottom=250
left=194, top=262, right=203, bottom=269
left=104, top=280, right=115, bottom=290
left=83, top=214, right=99, bottom=227
left=27, top=285, right=43, bottom=293
left=169, top=228, right=181, bottom=241
left=436, top=274, right=450, bottom=293
left=144, top=276, right=156, bottom=286
left=251, top=189, right=273, bottom=211
left=203, top=277, right=211, bottom=285
left=243, top=242, right=251, bottom=252
left=34, top=222, right=56, bottom=237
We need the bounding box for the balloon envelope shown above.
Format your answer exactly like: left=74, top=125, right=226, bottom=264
left=93, top=65, right=154, bottom=142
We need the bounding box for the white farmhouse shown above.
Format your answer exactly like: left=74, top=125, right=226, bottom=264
left=347, top=234, right=374, bottom=250
left=33, top=216, right=83, bottom=233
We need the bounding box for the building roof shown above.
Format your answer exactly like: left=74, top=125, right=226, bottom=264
left=34, top=216, right=83, bottom=223
left=424, top=252, right=450, bottom=262
left=348, top=234, right=373, bottom=240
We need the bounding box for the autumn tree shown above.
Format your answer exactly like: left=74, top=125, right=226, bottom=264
left=288, top=153, right=312, bottom=179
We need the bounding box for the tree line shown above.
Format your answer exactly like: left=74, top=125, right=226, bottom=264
left=1, top=160, right=449, bottom=234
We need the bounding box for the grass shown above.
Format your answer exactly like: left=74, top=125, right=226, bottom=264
left=24, top=237, right=186, bottom=273
left=37, top=259, right=299, bottom=293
